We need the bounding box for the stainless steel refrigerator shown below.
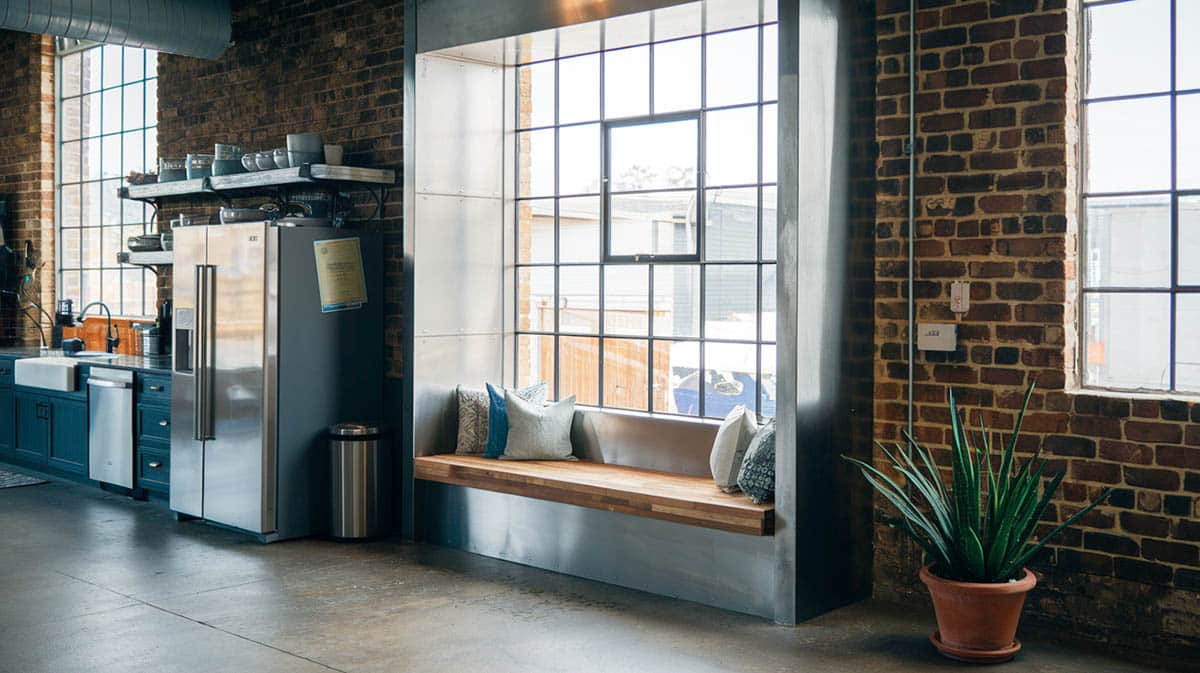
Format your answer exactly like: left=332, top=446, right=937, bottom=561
left=170, top=221, right=382, bottom=541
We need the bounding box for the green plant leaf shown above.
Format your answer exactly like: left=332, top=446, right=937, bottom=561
left=998, top=487, right=1114, bottom=580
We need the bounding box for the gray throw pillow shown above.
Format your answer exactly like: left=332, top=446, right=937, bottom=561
left=455, top=385, right=490, bottom=455
left=737, top=419, right=775, bottom=504
left=455, top=382, right=546, bottom=455
left=501, top=393, right=577, bottom=461
left=709, top=405, right=758, bottom=492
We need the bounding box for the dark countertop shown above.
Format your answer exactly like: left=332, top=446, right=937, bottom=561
left=0, top=348, right=172, bottom=374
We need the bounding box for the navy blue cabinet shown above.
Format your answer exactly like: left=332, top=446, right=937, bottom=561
left=49, top=399, right=88, bottom=475
left=135, top=374, right=171, bottom=497
left=14, top=394, right=47, bottom=464
left=0, top=380, right=14, bottom=460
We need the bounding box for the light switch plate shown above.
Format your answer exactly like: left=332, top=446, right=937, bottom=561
left=917, top=322, right=957, bottom=352
left=950, top=281, right=970, bottom=313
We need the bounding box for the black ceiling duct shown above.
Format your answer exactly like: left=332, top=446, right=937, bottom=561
left=1, top=0, right=231, bottom=60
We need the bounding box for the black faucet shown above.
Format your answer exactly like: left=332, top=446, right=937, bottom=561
left=75, top=301, right=119, bottom=353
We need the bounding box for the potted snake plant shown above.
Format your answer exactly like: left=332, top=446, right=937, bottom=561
left=846, top=382, right=1111, bottom=663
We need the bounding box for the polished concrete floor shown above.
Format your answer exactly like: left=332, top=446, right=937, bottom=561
left=0, top=467, right=1177, bottom=673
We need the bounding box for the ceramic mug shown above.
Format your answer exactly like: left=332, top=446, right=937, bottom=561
left=323, top=144, right=344, bottom=166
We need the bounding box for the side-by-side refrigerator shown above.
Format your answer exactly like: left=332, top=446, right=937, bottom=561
left=170, top=222, right=382, bottom=541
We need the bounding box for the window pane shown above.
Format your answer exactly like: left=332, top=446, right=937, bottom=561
left=81, top=48, right=102, bottom=93
left=122, top=194, right=145, bottom=226
left=609, top=190, right=699, bottom=257
left=1177, top=95, right=1200, bottom=189
left=122, top=268, right=145, bottom=316
left=558, top=196, right=600, bottom=263
left=61, top=271, right=81, bottom=306
left=61, top=97, right=81, bottom=142
left=123, top=46, right=144, bottom=82
left=760, top=344, right=777, bottom=417
left=61, top=185, right=81, bottom=230
left=1180, top=0, right=1200, bottom=90
left=1082, top=292, right=1170, bottom=390
left=762, top=185, right=777, bottom=261
left=102, top=225, right=122, bottom=268
left=519, top=61, right=554, bottom=128
left=604, top=11, right=650, bottom=50
left=705, top=264, right=757, bottom=341
left=145, top=78, right=158, bottom=127
left=762, top=264, right=776, bottom=342
left=60, top=226, right=81, bottom=266
left=706, top=0, right=761, bottom=33
left=518, top=334, right=553, bottom=392
left=762, top=24, right=778, bottom=101
left=1086, top=0, right=1170, bottom=98
left=706, top=106, right=758, bottom=186
left=653, top=38, right=700, bottom=113
left=145, top=127, right=158, bottom=170
left=603, top=337, right=648, bottom=410
left=653, top=264, right=699, bottom=337
left=559, top=123, right=600, bottom=195
left=1085, top=97, right=1170, bottom=193
left=518, top=266, right=555, bottom=331
left=102, top=86, right=122, bottom=135
left=518, top=128, right=554, bottom=197
left=122, top=83, right=143, bottom=130
left=558, top=21, right=601, bottom=59
left=83, top=137, right=101, bottom=181
left=604, top=264, right=649, bottom=335
left=654, top=340, right=700, bottom=415
left=653, top=3, right=701, bottom=42
left=82, top=182, right=101, bottom=227
left=102, top=134, right=121, bottom=179
left=518, top=199, right=555, bottom=263
left=762, top=103, right=777, bottom=183
left=1177, top=295, right=1200, bottom=391
left=101, top=179, right=121, bottom=225
left=1179, top=196, right=1200, bottom=285
left=82, top=228, right=101, bottom=269
left=122, top=130, right=144, bottom=176
left=61, top=141, right=81, bottom=184
left=705, top=187, right=758, bottom=261
left=1084, top=195, right=1170, bottom=288
left=559, top=265, right=600, bottom=334
left=706, top=28, right=758, bottom=107
left=61, top=51, right=82, bottom=97
left=81, top=92, right=101, bottom=139
left=704, top=342, right=758, bottom=419
left=101, top=45, right=123, bottom=89
left=604, top=46, right=649, bottom=119
left=558, top=54, right=600, bottom=124
left=559, top=336, right=599, bottom=405
left=609, top=118, right=698, bottom=191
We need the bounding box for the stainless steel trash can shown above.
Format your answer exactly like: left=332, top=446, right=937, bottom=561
left=329, top=422, right=391, bottom=539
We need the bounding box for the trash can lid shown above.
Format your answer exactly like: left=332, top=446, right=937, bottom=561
left=328, top=422, right=383, bottom=437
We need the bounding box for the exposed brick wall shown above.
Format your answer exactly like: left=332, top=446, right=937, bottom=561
left=874, top=0, right=1199, bottom=661
left=0, top=31, right=56, bottom=348
left=156, top=0, right=403, bottom=377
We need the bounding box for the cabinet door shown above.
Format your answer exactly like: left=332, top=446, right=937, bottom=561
left=49, top=399, right=88, bottom=475
left=0, top=387, right=14, bottom=458
left=14, top=395, right=48, bottom=465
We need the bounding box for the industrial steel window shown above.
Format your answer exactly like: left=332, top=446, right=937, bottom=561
left=56, top=41, right=158, bottom=317
left=514, top=6, right=778, bottom=419
left=1080, top=0, right=1200, bottom=393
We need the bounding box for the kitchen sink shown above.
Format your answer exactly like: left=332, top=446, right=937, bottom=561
left=72, top=351, right=119, bottom=359
left=14, top=357, right=80, bottom=392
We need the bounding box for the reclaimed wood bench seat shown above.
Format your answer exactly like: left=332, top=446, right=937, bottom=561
left=414, top=454, right=774, bottom=536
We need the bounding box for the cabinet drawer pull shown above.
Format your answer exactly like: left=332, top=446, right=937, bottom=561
left=158, top=419, right=170, bottom=427
left=148, top=385, right=165, bottom=392
left=148, top=461, right=162, bottom=468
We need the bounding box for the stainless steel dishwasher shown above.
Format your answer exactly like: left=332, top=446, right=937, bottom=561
left=88, top=367, right=135, bottom=488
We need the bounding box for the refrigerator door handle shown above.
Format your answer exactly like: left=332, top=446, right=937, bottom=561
left=192, top=264, right=205, bottom=441
left=202, top=264, right=217, bottom=440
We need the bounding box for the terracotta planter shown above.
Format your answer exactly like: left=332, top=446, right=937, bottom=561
left=919, top=563, right=1036, bottom=664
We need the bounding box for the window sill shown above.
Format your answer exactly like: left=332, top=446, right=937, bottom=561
left=1068, top=385, right=1200, bottom=405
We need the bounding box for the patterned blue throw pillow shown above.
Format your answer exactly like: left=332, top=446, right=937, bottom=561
left=483, top=382, right=547, bottom=458
left=737, top=419, right=775, bottom=504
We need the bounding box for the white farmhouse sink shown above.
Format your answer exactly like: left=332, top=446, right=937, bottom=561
left=14, top=357, right=80, bottom=392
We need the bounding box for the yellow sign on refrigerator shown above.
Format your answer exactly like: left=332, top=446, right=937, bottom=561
left=313, top=237, right=367, bottom=312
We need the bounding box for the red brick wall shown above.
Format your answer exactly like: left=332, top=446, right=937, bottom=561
left=874, top=0, right=1199, bottom=660
left=0, top=31, right=56, bottom=347
left=155, top=0, right=403, bottom=377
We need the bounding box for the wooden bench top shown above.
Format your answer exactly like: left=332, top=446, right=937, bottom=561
left=414, top=454, right=774, bottom=536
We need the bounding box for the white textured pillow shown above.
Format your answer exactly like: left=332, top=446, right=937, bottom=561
left=709, top=405, right=758, bottom=492
left=454, top=386, right=490, bottom=455
left=501, top=393, right=577, bottom=461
